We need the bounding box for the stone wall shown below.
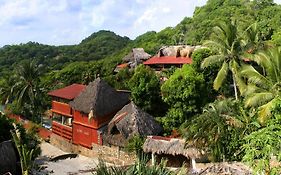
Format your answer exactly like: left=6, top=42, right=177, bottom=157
left=50, top=134, right=135, bottom=165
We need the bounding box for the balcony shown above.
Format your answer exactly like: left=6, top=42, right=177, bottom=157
left=52, top=121, right=72, bottom=141
left=51, top=101, right=72, bottom=117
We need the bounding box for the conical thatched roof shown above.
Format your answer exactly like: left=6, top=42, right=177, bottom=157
left=122, top=48, right=151, bottom=62
left=104, top=102, right=163, bottom=147
left=0, top=140, right=18, bottom=175
left=143, top=136, right=205, bottom=159
left=70, top=78, right=130, bottom=116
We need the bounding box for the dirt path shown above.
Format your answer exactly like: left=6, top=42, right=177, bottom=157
left=35, top=142, right=99, bottom=175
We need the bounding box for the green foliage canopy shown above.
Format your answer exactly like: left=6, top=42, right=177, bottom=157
left=128, top=65, right=163, bottom=115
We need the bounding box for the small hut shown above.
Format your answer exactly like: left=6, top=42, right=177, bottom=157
left=123, top=48, right=151, bottom=63
left=143, top=136, right=206, bottom=167
left=115, top=48, right=151, bottom=72
left=69, top=78, right=130, bottom=147
left=104, top=102, right=163, bottom=147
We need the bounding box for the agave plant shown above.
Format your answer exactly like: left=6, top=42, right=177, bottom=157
left=93, top=155, right=181, bottom=175
left=11, top=124, right=37, bottom=175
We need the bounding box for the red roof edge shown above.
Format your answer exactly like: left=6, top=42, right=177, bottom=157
left=117, top=63, right=129, bottom=68
left=143, top=56, right=192, bottom=65
left=48, top=84, right=86, bottom=100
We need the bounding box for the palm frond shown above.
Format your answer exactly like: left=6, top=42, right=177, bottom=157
left=203, top=40, right=228, bottom=53
left=243, top=84, right=262, bottom=97
left=213, top=61, right=228, bottom=90
left=241, top=65, right=271, bottom=89
left=258, top=99, right=275, bottom=124
left=201, top=54, right=225, bottom=68
left=245, top=92, right=274, bottom=108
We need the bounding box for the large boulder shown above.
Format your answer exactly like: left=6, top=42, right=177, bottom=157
left=179, top=46, right=195, bottom=57
left=0, top=140, right=20, bottom=175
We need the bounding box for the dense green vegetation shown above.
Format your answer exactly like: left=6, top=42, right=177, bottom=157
left=1, top=0, right=281, bottom=174
left=94, top=157, right=186, bottom=175
left=0, top=113, right=41, bottom=174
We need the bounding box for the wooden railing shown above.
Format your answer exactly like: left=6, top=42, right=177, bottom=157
left=52, top=121, right=72, bottom=141
left=51, top=101, right=72, bottom=116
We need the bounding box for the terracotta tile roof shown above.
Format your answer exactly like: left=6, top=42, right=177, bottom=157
left=48, top=84, right=86, bottom=100
left=143, top=56, right=192, bottom=65
left=116, top=63, right=129, bottom=68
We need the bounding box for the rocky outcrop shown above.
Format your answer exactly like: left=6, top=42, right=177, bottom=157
left=157, top=45, right=205, bottom=58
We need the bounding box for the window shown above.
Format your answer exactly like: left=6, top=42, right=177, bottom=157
left=52, top=113, right=73, bottom=127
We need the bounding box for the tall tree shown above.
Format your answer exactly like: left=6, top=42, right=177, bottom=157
left=242, top=22, right=267, bottom=54
left=183, top=98, right=258, bottom=161
left=161, top=65, right=206, bottom=132
left=201, top=20, right=244, bottom=99
left=128, top=65, right=163, bottom=116
left=0, top=75, right=17, bottom=105
left=14, top=61, right=43, bottom=121
left=241, top=46, right=281, bottom=123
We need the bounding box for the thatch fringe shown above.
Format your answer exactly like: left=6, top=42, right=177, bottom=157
left=143, top=136, right=205, bottom=159
left=122, top=48, right=151, bottom=62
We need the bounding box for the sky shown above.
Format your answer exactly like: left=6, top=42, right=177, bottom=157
left=0, top=0, right=280, bottom=46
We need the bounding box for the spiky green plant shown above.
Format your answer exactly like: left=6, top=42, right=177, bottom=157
left=240, top=46, right=281, bottom=123
left=183, top=98, right=259, bottom=161
left=93, top=155, right=185, bottom=175
left=11, top=124, right=37, bottom=175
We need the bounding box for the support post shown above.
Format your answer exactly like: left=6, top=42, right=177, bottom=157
left=151, top=153, right=155, bottom=166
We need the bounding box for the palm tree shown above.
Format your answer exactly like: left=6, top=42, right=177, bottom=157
left=240, top=46, right=281, bottom=123
left=14, top=61, right=43, bottom=121
left=183, top=98, right=257, bottom=161
left=201, top=20, right=244, bottom=100
left=0, top=75, right=17, bottom=105
left=241, top=22, right=266, bottom=54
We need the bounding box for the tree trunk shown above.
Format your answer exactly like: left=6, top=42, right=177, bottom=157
left=233, top=76, right=238, bottom=100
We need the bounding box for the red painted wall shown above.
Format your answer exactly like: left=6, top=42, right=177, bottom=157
left=72, top=110, right=112, bottom=147
left=52, top=121, right=72, bottom=141
left=73, top=110, right=113, bottom=129
left=72, top=123, right=100, bottom=147
left=51, top=101, right=72, bottom=117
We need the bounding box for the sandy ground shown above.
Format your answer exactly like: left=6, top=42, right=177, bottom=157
left=35, top=142, right=99, bottom=175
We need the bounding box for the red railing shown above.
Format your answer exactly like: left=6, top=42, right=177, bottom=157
left=51, top=101, right=72, bottom=116
left=52, top=121, right=72, bottom=141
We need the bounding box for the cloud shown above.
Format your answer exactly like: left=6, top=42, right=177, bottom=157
left=0, top=0, right=280, bottom=46
left=0, top=0, right=208, bottom=46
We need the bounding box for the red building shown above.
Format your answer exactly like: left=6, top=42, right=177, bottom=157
left=48, top=78, right=129, bottom=148
left=48, top=84, right=86, bottom=141
left=143, top=56, right=192, bottom=71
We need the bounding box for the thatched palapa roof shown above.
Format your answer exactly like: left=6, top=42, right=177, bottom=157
left=104, top=102, right=163, bottom=147
left=143, top=136, right=205, bottom=159
left=70, top=78, right=130, bottom=117
left=122, top=48, right=151, bottom=62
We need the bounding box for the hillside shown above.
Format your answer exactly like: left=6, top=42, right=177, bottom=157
left=1, top=0, right=281, bottom=80
left=0, top=30, right=130, bottom=76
